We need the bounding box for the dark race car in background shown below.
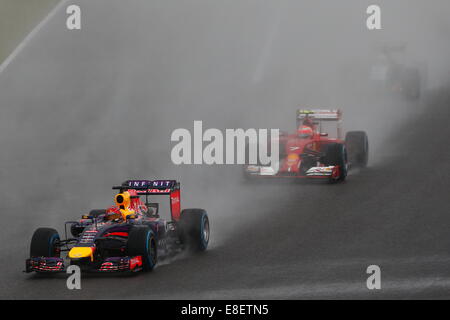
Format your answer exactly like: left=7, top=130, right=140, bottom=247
left=25, top=180, right=210, bottom=274
left=369, top=44, right=425, bottom=101
left=243, top=109, right=368, bottom=182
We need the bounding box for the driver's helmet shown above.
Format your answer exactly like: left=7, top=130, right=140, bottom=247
left=302, top=116, right=314, bottom=128
left=297, top=125, right=313, bottom=139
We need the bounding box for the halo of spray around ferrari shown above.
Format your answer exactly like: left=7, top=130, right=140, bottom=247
left=243, top=109, right=369, bottom=182
left=25, top=180, right=210, bottom=273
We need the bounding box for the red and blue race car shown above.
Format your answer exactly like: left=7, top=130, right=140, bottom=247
left=244, top=109, right=369, bottom=182
left=25, top=180, right=210, bottom=273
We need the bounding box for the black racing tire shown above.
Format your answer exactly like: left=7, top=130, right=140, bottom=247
left=345, top=131, right=369, bottom=168
left=126, top=225, right=157, bottom=271
left=179, top=209, right=210, bottom=252
left=323, top=143, right=347, bottom=182
left=89, top=209, right=107, bottom=218
left=30, top=228, right=60, bottom=258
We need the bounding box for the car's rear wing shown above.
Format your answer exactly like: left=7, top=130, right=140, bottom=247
left=112, top=180, right=181, bottom=221
left=113, top=180, right=179, bottom=195
left=297, top=109, right=342, bottom=121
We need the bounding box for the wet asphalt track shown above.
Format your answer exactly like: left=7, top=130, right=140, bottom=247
left=0, top=1, right=450, bottom=299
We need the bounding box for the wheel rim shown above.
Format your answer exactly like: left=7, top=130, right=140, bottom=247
left=202, top=216, right=210, bottom=244
left=144, top=231, right=157, bottom=267
left=49, top=234, right=60, bottom=257
left=148, top=237, right=156, bottom=265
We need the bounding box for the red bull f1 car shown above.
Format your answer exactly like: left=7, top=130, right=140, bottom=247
left=25, top=180, right=210, bottom=273
left=244, top=109, right=368, bottom=182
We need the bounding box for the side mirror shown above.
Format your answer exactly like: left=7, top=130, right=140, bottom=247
left=81, top=215, right=94, bottom=220
left=320, top=133, right=328, bottom=136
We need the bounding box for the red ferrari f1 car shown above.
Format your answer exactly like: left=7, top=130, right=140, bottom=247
left=25, top=180, right=210, bottom=273
left=244, top=109, right=368, bottom=182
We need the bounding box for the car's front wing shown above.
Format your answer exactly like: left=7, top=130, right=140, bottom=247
left=25, top=256, right=143, bottom=273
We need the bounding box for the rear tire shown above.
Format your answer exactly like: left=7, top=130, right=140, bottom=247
left=127, top=226, right=157, bottom=271
left=30, top=228, right=60, bottom=257
left=345, top=131, right=369, bottom=168
left=323, top=143, right=347, bottom=182
left=179, top=209, right=210, bottom=252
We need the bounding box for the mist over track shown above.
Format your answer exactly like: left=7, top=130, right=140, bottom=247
left=0, top=1, right=450, bottom=299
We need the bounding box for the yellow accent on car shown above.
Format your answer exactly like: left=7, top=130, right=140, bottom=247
left=115, top=192, right=131, bottom=208
left=120, top=209, right=136, bottom=220
left=115, top=192, right=136, bottom=220
left=68, top=247, right=94, bottom=261
left=287, top=153, right=300, bottom=163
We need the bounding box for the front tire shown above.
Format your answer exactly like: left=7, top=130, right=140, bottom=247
left=179, top=209, right=210, bottom=252
left=323, top=143, right=347, bottom=182
left=127, top=226, right=157, bottom=271
left=30, top=228, right=60, bottom=257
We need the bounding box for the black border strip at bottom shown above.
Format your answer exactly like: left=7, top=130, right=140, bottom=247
left=1, top=300, right=446, bottom=318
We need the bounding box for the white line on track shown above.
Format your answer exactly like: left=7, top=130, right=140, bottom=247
left=0, top=0, right=69, bottom=74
